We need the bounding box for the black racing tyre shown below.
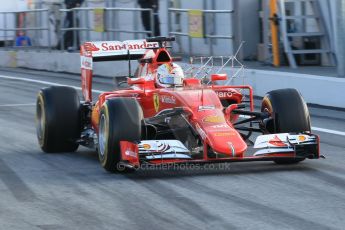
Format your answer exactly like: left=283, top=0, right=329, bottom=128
left=36, top=86, right=81, bottom=153
left=98, top=98, right=143, bottom=172
left=261, top=88, right=311, bottom=164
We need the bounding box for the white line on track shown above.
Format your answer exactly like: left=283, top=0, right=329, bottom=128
left=0, top=75, right=104, bottom=93
left=311, top=127, right=345, bottom=137
left=0, top=103, right=35, bottom=107
left=1, top=74, right=345, bottom=137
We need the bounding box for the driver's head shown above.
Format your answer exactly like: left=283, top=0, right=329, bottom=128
left=156, top=63, right=184, bottom=88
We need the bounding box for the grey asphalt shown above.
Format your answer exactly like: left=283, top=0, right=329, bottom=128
left=0, top=68, right=344, bottom=230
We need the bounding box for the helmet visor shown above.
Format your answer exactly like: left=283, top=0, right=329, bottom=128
left=159, top=75, right=183, bottom=86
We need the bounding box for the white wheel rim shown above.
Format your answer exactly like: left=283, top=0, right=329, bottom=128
left=36, top=99, right=45, bottom=142
left=99, top=114, right=107, bottom=158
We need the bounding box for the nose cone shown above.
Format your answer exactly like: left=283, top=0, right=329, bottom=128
left=198, top=120, right=247, bottom=157
left=169, top=89, right=247, bottom=157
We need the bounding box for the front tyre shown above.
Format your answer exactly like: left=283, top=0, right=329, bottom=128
left=36, top=86, right=81, bottom=153
left=98, top=98, right=143, bottom=172
left=261, top=88, right=311, bottom=164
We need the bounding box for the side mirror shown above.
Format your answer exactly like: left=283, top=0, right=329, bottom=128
left=211, top=74, right=228, bottom=82
left=183, top=78, right=201, bottom=87
left=127, top=77, right=146, bottom=85
left=139, top=58, right=153, bottom=64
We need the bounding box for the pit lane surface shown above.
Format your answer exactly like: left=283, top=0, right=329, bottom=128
left=0, top=68, right=344, bottom=230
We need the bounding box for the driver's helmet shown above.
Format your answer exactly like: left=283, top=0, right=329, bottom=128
left=156, top=63, right=184, bottom=88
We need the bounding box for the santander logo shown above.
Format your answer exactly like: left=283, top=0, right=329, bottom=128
left=83, top=40, right=159, bottom=56
left=82, top=60, right=91, bottom=68
left=268, top=135, right=287, bottom=147
left=84, top=43, right=100, bottom=51
left=125, top=149, right=137, bottom=157
left=101, top=41, right=158, bottom=51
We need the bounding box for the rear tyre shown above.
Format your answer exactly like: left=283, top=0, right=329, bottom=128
left=98, top=98, right=143, bottom=172
left=36, top=86, right=81, bottom=153
left=261, top=88, right=311, bottom=164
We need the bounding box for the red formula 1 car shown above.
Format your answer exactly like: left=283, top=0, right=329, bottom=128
left=36, top=37, right=320, bottom=172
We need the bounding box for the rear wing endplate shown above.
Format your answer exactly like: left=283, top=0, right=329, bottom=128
left=80, top=40, right=158, bottom=102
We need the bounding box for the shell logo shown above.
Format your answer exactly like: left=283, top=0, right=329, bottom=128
left=203, top=115, right=225, bottom=123
left=153, top=93, right=160, bottom=112
left=142, top=144, right=151, bottom=150
left=298, top=135, right=307, bottom=142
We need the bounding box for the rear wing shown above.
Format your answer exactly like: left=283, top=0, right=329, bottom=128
left=80, top=40, right=158, bottom=102
left=81, top=40, right=159, bottom=62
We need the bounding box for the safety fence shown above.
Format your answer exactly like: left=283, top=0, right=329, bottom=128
left=59, top=7, right=153, bottom=50
left=0, top=6, right=153, bottom=50
left=0, top=4, right=234, bottom=57
left=168, top=8, right=234, bottom=56
left=28, top=0, right=135, bottom=9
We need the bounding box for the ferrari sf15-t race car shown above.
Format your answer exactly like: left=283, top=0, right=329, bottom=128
left=35, top=37, right=321, bottom=172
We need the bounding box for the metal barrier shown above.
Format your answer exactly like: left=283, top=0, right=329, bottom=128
left=0, top=9, right=51, bottom=48
left=0, top=4, right=233, bottom=57
left=59, top=7, right=154, bottom=50
left=168, top=8, right=234, bottom=56
left=84, top=0, right=132, bottom=7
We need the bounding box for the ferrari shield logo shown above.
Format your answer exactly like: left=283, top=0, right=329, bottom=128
left=153, top=93, right=160, bottom=112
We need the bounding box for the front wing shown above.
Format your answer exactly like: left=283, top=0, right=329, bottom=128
left=119, top=133, right=319, bottom=167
